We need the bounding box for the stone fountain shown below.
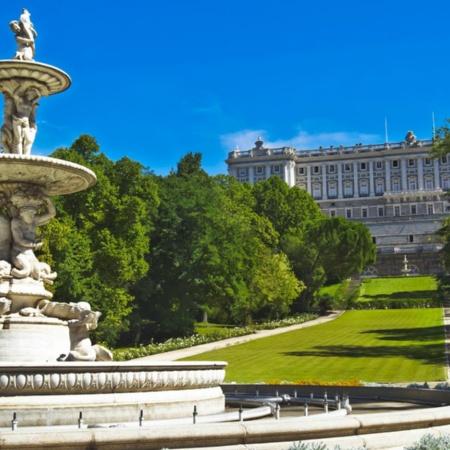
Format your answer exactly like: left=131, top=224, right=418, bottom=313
left=0, top=9, right=225, bottom=427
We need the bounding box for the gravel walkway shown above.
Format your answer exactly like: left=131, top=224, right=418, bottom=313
left=133, top=311, right=344, bottom=362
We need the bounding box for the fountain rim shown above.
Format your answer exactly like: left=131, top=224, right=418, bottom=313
left=0, top=60, right=71, bottom=95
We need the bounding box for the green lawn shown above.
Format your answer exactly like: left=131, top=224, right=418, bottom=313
left=195, top=323, right=235, bottom=336
left=361, top=276, right=437, bottom=296
left=181, top=309, right=446, bottom=383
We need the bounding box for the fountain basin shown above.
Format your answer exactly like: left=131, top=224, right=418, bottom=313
left=0, top=361, right=227, bottom=426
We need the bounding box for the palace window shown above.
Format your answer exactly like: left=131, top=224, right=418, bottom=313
left=424, top=157, right=432, bottom=166
left=392, top=160, right=399, bottom=168
left=408, top=159, right=415, bottom=167
left=427, top=204, right=434, bottom=215
left=344, top=182, right=353, bottom=196
left=408, top=178, right=417, bottom=190
left=443, top=178, right=450, bottom=190
left=344, top=164, right=351, bottom=172
left=394, top=205, right=401, bottom=216
left=375, top=179, right=384, bottom=195
left=273, top=165, right=280, bottom=173
left=425, top=177, right=433, bottom=189
left=298, top=167, right=305, bottom=175
left=239, top=168, right=247, bottom=176
left=442, top=156, right=448, bottom=164
left=376, top=161, right=383, bottom=169
left=360, top=180, right=369, bottom=195
left=360, top=162, right=367, bottom=171
left=411, top=204, right=417, bottom=215
left=256, top=166, right=264, bottom=175
left=409, top=235, right=414, bottom=243
left=378, top=207, right=384, bottom=217
left=329, top=210, right=336, bottom=217
left=361, top=207, right=368, bottom=218
left=392, top=179, right=400, bottom=192
left=328, top=183, right=337, bottom=198
left=313, top=166, right=320, bottom=174
left=345, top=209, right=352, bottom=219
left=312, top=184, right=322, bottom=199
left=328, top=165, right=335, bottom=173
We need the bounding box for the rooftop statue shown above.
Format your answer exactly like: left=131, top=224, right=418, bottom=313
left=9, top=8, right=37, bottom=61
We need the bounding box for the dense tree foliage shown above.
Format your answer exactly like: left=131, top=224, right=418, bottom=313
left=38, top=136, right=377, bottom=346
left=430, top=118, right=450, bottom=159
left=284, top=217, right=377, bottom=311
left=40, top=135, right=159, bottom=345
left=127, top=156, right=303, bottom=343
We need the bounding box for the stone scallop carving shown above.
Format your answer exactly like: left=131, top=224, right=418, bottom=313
left=0, top=154, right=96, bottom=195
left=0, top=60, right=71, bottom=96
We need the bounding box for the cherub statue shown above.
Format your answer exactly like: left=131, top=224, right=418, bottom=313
left=9, top=9, right=37, bottom=61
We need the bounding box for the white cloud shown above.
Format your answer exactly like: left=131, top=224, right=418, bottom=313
left=220, top=129, right=382, bottom=152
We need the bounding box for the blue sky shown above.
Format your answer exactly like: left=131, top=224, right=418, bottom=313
left=1, top=1, right=449, bottom=175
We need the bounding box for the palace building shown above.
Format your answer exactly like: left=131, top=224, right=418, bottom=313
left=225, top=133, right=449, bottom=276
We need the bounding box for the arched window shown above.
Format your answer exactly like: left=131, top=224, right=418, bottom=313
left=359, top=180, right=369, bottom=196
left=344, top=182, right=353, bottom=197
left=328, top=182, right=337, bottom=198
left=408, top=177, right=417, bottom=190
left=375, top=179, right=384, bottom=195
left=392, top=178, right=401, bottom=192
left=312, top=184, right=322, bottom=199
left=443, top=178, right=450, bottom=191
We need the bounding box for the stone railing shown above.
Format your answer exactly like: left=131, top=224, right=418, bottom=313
left=228, top=140, right=434, bottom=160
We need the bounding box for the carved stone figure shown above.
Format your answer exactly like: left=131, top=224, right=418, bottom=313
left=405, top=131, right=416, bottom=146
left=10, top=189, right=56, bottom=283
left=0, top=192, right=12, bottom=262
left=1, top=86, right=40, bottom=155
left=65, top=307, right=113, bottom=362
left=9, top=9, right=37, bottom=61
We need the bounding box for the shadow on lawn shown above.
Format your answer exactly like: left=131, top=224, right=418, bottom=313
left=362, top=290, right=438, bottom=300
left=362, top=326, right=443, bottom=342
left=282, top=342, right=445, bottom=366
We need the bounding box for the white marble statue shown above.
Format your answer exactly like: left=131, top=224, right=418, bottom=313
left=10, top=189, right=56, bottom=283
left=9, top=9, right=37, bottom=61
left=1, top=86, right=39, bottom=155
left=19, top=300, right=113, bottom=362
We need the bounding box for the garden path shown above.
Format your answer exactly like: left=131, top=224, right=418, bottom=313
left=133, top=311, right=344, bottom=362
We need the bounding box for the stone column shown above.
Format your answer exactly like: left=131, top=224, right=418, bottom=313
left=385, top=159, right=391, bottom=192
left=369, top=161, right=374, bottom=196
left=287, top=161, right=296, bottom=187
left=249, top=166, right=255, bottom=184
left=306, top=165, right=312, bottom=195
left=353, top=162, right=359, bottom=197
left=418, top=157, right=424, bottom=190
left=434, top=159, right=440, bottom=188
left=265, top=163, right=270, bottom=180
left=401, top=158, right=407, bottom=191
left=322, top=164, right=328, bottom=200
left=337, top=163, right=343, bottom=199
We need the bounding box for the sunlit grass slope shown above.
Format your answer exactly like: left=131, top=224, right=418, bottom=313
left=181, top=309, right=446, bottom=383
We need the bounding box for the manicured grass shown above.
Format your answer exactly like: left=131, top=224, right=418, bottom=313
left=181, top=309, right=446, bottom=383
left=361, top=276, right=437, bottom=296
left=356, top=276, right=440, bottom=308
left=195, top=323, right=235, bottom=336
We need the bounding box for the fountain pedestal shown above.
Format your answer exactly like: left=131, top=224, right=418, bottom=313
left=0, top=9, right=228, bottom=427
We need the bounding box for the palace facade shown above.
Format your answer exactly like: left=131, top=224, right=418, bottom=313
left=225, top=133, right=449, bottom=276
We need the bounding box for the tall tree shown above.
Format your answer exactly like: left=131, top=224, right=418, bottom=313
left=285, top=217, right=377, bottom=311
left=40, top=135, right=159, bottom=345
